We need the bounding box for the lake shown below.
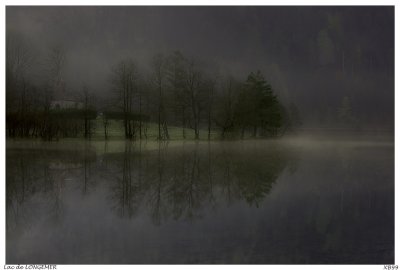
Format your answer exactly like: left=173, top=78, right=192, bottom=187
left=6, top=136, right=394, bottom=264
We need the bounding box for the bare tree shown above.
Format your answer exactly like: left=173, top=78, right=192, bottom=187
left=214, top=76, right=239, bottom=139
left=205, top=78, right=217, bottom=140
left=102, top=113, right=109, bottom=140
left=6, top=32, right=35, bottom=85
left=6, top=32, right=37, bottom=137
left=151, top=53, right=170, bottom=140
left=37, top=46, right=67, bottom=140
left=111, top=59, right=139, bottom=139
left=81, top=84, right=95, bottom=139
left=184, top=59, right=203, bottom=140
left=167, top=51, right=188, bottom=139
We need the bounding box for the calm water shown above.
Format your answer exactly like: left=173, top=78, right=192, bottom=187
left=6, top=137, right=394, bottom=264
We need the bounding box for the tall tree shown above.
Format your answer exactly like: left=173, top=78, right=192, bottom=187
left=205, top=77, right=217, bottom=140
left=234, top=71, right=283, bottom=137
left=184, top=59, right=204, bottom=140
left=81, top=84, right=96, bottom=139
left=111, top=58, right=138, bottom=139
left=152, top=53, right=170, bottom=140
left=214, top=76, right=239, bottom=139
left=6, top=32, right=35, bottom=108
left=6, top=32, right=36, bottom=137
left=167, top=51, right=188, bottom=139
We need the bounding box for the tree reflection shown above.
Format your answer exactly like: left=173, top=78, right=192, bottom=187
left=165, top=143, right=210, bottom=221
left=233, top=147, right=288, bottom=207
left=6, top=147, right=97, bottom=231
left=106, top=141, right=293, bottom=224
left=109, top=141, right=144, bottom=219
left=7, top=141, right=293, bottom=228
left=148, top=142, right=167, bottom=224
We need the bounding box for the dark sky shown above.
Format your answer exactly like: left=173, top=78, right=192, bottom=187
left=6, top=6, right=394, bottom=125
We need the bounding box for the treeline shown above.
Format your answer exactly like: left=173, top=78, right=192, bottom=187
left=6, top=32, right=301, bottom=140
left=108, top=51, right=301, bottom=140
left=6, top=33, right=100, bottom=140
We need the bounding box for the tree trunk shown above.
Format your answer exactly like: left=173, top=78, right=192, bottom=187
left=124, top=116, right=128, bottom=139
left=241, top=127, right=245, bottom=140
left=139, top=91, right=142, bottom=140
left=195, top=125, right=199, bottom=140
left=163, top=121, right=169, bottom=140
left=158, top=108, right=162, bottom=140
left=104, top=122, right=108, bottom=140
left=182, top=108, right=186, bottom=139
left=84, top=118, right=88, bottom=138
left=158, top=81, right=162, bottom=140
left=208, top=111, right=211, bottom=140
left=252, top=126, right=257, bottom=137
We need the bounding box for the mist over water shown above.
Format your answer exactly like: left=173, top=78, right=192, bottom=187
left=6, top=135, right=394, bottom=264
left=6, top=6, right=394, bottom=265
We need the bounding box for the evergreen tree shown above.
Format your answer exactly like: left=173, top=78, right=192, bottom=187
left=234, top=71, right=284, bottom=137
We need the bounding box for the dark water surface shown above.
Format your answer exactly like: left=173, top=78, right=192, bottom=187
left=6, top=137, right=394, bottom=264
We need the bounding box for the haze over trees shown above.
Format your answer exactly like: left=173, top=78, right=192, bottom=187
left=6, top=31, right=297, bottom=140
left=5, top=6, right=394, bottom=140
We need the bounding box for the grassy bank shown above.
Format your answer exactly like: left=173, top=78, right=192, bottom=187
left=90, top=118, right=220, bottom=141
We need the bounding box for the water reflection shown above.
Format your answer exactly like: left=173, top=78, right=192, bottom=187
left=6, top=147, right=97, bottom=230
left=6, top=139, right=393, bottom=264
left=7, top=141, right=293, bottom=229
left=103, top=141, right=292, bottom=224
